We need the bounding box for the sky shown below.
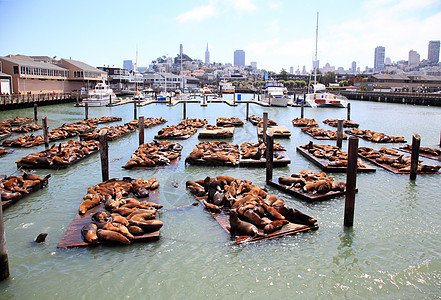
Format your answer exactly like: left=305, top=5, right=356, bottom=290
left=1, top=0, right=440, bottom=73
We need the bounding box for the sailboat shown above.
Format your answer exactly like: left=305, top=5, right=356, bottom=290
left=304, top=13, right=348, bottom=108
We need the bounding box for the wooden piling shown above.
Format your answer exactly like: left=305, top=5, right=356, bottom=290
left=347, top=103, right=351, bottom=120
left=133, top=100, right=137, bottom=120
left=410, top=133, right=421, bottom=180
left=336, top=119, right=344, bottom=149
left=183, top=101, right=187, bottom=119
left=84, top=103, right=89, bottom=120
left=42, top=116, right=49, bottom=148
left=0, top=194, right=10, bottom=281
left=34, top=103, right=38, bottom=121
left=301, top=96, right=304, bottom=118
left=246, top=102, right=249, bottom=121
left=266, top=129, right=274, bottom=183
left=263, top=112, right=268, bottom=143
left=139, top=115, right=145, bottom=146
left=99, top=129, right=109, bottom=182
left=344, top=136, right=358, bottom=227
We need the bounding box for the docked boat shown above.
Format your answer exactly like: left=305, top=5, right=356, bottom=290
left=199, top=86, right=211, bottom=94
left=304, top=84, right=348, bottom=108
left=82, top=82, right=116, bottom=107
left=133, top=90, right=145, bottom=101
left=261, top=80, right=289, bottom=107
left=220, top=81, right=235, bottom=94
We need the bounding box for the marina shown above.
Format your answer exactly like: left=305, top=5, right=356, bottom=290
left=0, top=96, right=441, bottom=298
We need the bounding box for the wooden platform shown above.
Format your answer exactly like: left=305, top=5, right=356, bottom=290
left=297, top=146, right=376, bottom=173
left=257, top=126, right=291, bottom=138
left=123, top=158, right=179, bottom=170
left=344, top=129, right=407, bottom=143
left=396, top=147, right=441, bottom=162
left=301, top=129, right=347, bottom=140
left=154, top=134, right=193, bottom=140
left=193, top=195, right=318, bottom=245
left=216, top=118, right=244, bottom=127
left=239, top=151, right=291, bottom=167
left=80, top=127, right=135, bottom=142
left=358, top=152, right=439, bottom=174
left=1, top=174, right=50, bottom=210
left=198, top=127, right=234, bottom=139
left=267, top=178, right=347, bottom=202
left=57, top=189, right=160, bottom=248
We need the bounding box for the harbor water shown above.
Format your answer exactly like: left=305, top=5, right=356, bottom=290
left=0, top=95, right=440, bottom=299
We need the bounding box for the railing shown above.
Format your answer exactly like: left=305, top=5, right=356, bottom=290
left=0, top=93, right=74, bottom=106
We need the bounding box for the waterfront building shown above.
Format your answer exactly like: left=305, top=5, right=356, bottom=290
left=0, top=72, right=12, bottom=94
left=408, top=50, right=420, bottom=66
left=205, top=43, right=210, bottom=64
left=123, top=60, right=134, bottom=72
left=0, top=55, right=106, bottom=94
left=234, top=50, right=245, bottom=67
left=374, top=46, right=385, bottom=73
left=355, top=73, right=441, bottom=92
left=428, top=40, right=440, bottom=64
left=98, top=67, right=130, bottom=91
left=143, top=72, right=186, bottom=91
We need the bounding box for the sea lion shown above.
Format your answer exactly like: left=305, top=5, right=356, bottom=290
left=186, top=181, right=206, bottom=197
left=35, top=233, right=48, bottom=243
left=274, top=205, right=317, bottom=226
left=102, top=222, right=134, bottom=240
left=79, top=194, right=102, bottom=215
left=260, top=201, right=285, bottom=220
left=91, top=211, right=111, bottom=223
left=138, top=201, right=163, bottom=209
left=81, top=223, right=98, bottom=244
left=264, top=220, right=289, bottom=234
left=97, top=229, right=131, bottom=245
left=110, top=213, right=130, bottom=227
left=202, top=200, right=221, bottom=213
left=128, top=225, right=145, bottom=235
left=229, top=209, right=263, bottom=238
left=241, top=209, right=269, bottom=229
left=127, top=219, right=163, bottom=233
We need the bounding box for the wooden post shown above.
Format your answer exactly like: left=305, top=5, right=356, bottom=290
left=0, top=194, right=10, bottom=281
left=262, top=112, right=268, bottom=143
left=183, top=101, right=187, bottom=119
left=347, top=103, right=351, bottom=120
left=99, top=129, right=109, bottom=182
left=42, top=116, right=49, bottom=148
left=34, top=103, right=38, bottom=121
left=76, top=94, right=79, bottom=106
left=139, top=115, right=145, bottom=146
left=265, top=129, right=274, bottom=183
left=84, top=103, right=89, bottom=120
left=301, top=96, right=304, bottom=118
left=133, top=99, right=137, bottom=120
left=336, top=119, right=344, bottom=149
left=246, top=102, right=249, bottom=121
left=344, top=137, right=358, bottom=227
left=410, top=133, right=421, bottom=180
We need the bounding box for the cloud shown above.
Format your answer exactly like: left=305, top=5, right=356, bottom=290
left=176, top=3, right=217, bottom=23
left=226, top=0, right=257, bottom=12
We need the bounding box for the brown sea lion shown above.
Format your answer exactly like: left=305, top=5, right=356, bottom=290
left=97, top=229, right=131, bottom=244
left=229, top=209, right=263, bottom=238
left=110, top=213, right=130, bottom=227
left=202, top=200, right=221, bottom=213
left=79, top=194, right=102, bottom=215
left=260, top=201, right=285, bottom=220
left=91, top=211, right=111, bottom=223
left=139, top=201, right=163, bottom=209
left=264, top=220, right=289, bottom=234
left=127, top=219, right=163, bottom=233
left=274, top=205, right=317, bottom=226
left=241, top=209, right=269, bottom=229
left=81, top=223, right=98, bottom=244
left=128, top=225, right=145, bottom=235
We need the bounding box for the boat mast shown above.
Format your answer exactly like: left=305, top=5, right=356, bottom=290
left=314, top=12, right=319, bottom=85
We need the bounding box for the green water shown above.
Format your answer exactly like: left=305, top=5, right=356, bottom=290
left=0, top=98, right=440, bottom=299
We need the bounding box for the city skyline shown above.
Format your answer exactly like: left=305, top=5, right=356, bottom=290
left=1, top=0, right=440, bottom=72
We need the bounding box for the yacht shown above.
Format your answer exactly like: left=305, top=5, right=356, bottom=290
left=219, top=81, right=235, bottom=94
left=82, top=82, right=116, bottom=107
left=133, top=90, right=145, bottom=101
left=261, top=80, right=289, bottom=107
left=304, top=84, right=348, bottom=108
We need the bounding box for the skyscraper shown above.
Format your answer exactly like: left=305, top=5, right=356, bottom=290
left=123, top=60, right=133, bottom=72
left=374, top=46, right=385, bottom=73
left=408, top=50, right=420, bottom=66
left=205, top=43, right=210, bottom=64
left=351, top=61, right=357, bottom=74
left=428, top=40, right=440, bottom=64
left=234, top=50, right=245, bottom=67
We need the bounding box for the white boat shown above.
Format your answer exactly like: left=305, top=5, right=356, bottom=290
left=133, top=90, right=145, bottom=101
left=199, top=86, right=211, bottom=94
left=304, top=84, right=348, bottom=108
left=219, top=81, right=235, bottom=94
left=261, top=80, right=289, bottom=107
left=82, top=82, right=116, bottom=107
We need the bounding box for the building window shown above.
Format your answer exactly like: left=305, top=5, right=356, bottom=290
left=13, top=66, right=19, bottom=74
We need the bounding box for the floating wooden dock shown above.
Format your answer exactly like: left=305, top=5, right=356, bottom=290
left=396, top=147, right=441, bottom=162
left=1, top=174, right=50, bottom=210
left=57, top=189, right=160, bottom=248
left=358, top=152, right=439, bottom=174
left=198, top=127, right=234, bottom=139
left=192, top=195, right=318, bottom=245
left=257, top=126, right=291, bottom=138
left=297, top=146, right=376, bottom=172
left=239, top=151, right=291, bottom=167
left=267, top=178, right=347, bottom=202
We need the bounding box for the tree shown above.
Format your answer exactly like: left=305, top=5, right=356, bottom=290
left=322, top=72, right=336, bottom=86
left=279, top=69, right=289, bottom=81
left=339, top=80, right=350, bottom=87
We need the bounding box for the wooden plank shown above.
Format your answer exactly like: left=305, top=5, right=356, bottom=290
left=192, top=195, right=318, bottom=245
left=296, top=146, right=376, bottom=173
left=257, top=126, right=291, bottom=138
left=198, top=127, right=234, bottom=139
left=57, top=189, right=160, bottom=248
left=267, top=178, right=346, bottom=202
left=239, top=151, right=290, bottom=167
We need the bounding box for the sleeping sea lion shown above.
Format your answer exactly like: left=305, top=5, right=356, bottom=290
left=229, top=209, right=263, bottom=238
left=81, top=223, right=98, bottom=244
left=274, top=205, right=317, bottom=226
left=97, top=229, right=131, bottom=244
left=79, top=194, right=102, bottom=215
left=127, top=219, right=163, bottom=233
left=264, top=220, right=289, bottom=234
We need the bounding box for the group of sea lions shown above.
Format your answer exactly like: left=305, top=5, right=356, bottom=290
left=80, top=123, right=136, bottom=141
left=240, top=140, right=286, bottom=161
left=279, top=170, right=346, bottom=195
left=126, top=117, right=167, bottom=128
left=185, top=141, right=239, bottom=166
left=1, top=172, right=50, bottom=205
left=10, top=123, right=42, bottom=133
left=155, top=118, right=207, bottom=139
left=15, top=140, right=99, bottom=168
left=2, top=120, right=97, bottom=147
left=1, top=117, right=38, bottom=140
left=359, top=147, right=440, bottom=173
left=301, top=142, right=368, bottom=168
left=186, top=176, right=317, bottom=238
left=323, top=119, right=359, bottom=128
left=79, top=177, right=163, bottom=245
left=292, top=118, right=319, bottom=127
left=216, top=117, right=244, bottom=127
left=401, top=144, right=441, bottom=157
left=200, top=124, right=234, bottom=138
left=122, top=140, right=183, bottom=168
left=345, top=128, right=405, bottom=143
left=248, top=115, right=277, bottom=126
left=301, top=127, right=347, bottom=140
left=87, top=116, right=122, bottom=125
left=0, top=117, right=34, bottom=127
